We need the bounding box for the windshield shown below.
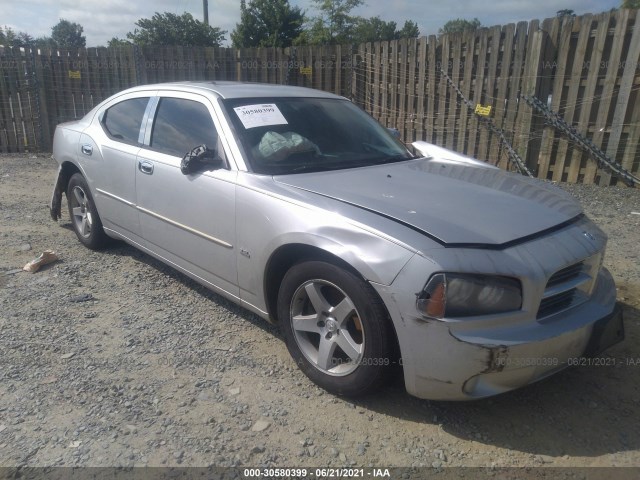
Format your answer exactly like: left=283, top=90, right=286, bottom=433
left=222, top=97, right=416, bottom=174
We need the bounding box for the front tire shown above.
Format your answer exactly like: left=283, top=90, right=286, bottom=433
left=278, top=261, right=393, bottom=396
left=66, top=173, right=110, bottom=250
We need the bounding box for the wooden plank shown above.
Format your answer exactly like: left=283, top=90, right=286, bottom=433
left=583, top=11, right=627, bottom=184
left=501, top=21, right=528, bottom=171
left=389, top=39, right=399, bottom=129
left=445, top=33, right=461, bottom=150
left=426, top=35, right=437, bottom=142
left=538, top=17, right=573, bottom=181
left=549, top=15, right=591, bottom=183
left=36, top=48, right=55, bottom=150
left=397, top=38, right=408, bottom=140
left=324, top=45, right=333, bottom=93
left=566, top=12, right=610, bottom=183
left=600, top=9, right=640, bottom=185
left=22, top=48, right=39, bottom=149
left=0, top=47, right=17, bottom=151
left=456, top=30, right=476, bottom=153
left=490, top=23, right=515, bottom=167
left=372, top=41, right=381, bottom=120
left=380, top=41, right=389, bottom=127
left=86, top=47, right=100, bottom=108
left=512, top=20, right=541, bottom=173
left=478, top=26, right=502, bottom=163
left=466, top=29, right=487, bottom=157
left=532, top=17, right=561, bottom=178
left=436, top=34, right=451, bottom=146
left=405, top=37, right=417, bottom=143
left=620, top=91, right=640, bottom=174
left=415, top=37, right=427, bottom=141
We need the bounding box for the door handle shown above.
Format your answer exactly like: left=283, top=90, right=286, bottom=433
left=138, top=160, right=154, bottom=175
left=81, top=144, right=93, bottom=156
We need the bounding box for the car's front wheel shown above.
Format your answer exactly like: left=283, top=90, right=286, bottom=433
left=67, top=173, right=110, bottom=250
left=278, top=260, right=393, bottom=396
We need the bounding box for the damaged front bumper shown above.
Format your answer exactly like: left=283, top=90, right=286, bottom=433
left=374, top=256, right=623, bottom=401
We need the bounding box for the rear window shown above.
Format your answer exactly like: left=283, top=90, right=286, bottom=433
left=101, top=97, right=149, bottom=145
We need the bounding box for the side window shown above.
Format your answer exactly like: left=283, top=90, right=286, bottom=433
left=150, top=98, right=219, bottom=157
left=101, top=97, right=149, bottom=145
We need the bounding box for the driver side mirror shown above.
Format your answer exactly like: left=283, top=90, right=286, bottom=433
left=180, top=144, right=224, bottom=175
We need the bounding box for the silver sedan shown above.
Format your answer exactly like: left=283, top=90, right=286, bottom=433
left=50, top=82, right=623, bottom=400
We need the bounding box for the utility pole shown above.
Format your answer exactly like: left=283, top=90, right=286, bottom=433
left=203, top=0, right=209, bottom=25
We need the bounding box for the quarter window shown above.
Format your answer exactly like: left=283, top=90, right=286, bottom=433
left=150, top=98, right=218, bottom=157
left=101, top=97, right=149, bottom=145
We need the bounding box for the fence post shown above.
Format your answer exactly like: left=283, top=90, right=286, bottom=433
left=31, top=48, right=52, bottom=151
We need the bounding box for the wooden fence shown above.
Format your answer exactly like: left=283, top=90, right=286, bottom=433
left=1, top=9, right=639, bottom=185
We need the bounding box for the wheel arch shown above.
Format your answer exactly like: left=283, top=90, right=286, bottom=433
left=263, top=244, right=402, bottom=356
left=50, top=160, right=84, bottom=221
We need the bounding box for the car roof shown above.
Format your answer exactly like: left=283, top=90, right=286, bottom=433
left=122, top=81, right=345, bottom=100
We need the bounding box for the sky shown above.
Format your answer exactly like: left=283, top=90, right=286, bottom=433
left=1, top=0, right=621, bottom=47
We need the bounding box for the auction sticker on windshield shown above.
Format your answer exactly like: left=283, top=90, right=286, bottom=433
left=234, top=104, right=288, bottom=129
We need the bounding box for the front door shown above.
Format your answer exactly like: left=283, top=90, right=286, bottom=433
left=135, top=93, right=239, bottom=297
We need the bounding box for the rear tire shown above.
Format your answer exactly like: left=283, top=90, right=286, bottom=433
left=278, top=260, right=393, bottom=396
left=66, top=173, right=110, bottom=250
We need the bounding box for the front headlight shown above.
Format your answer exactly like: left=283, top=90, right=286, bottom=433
left=416, top=273, right=522, bottom=319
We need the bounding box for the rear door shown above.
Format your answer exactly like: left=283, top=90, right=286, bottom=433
left=135, top=91, right=239, bottom=297
left=88, top=93, right=151, bottom=237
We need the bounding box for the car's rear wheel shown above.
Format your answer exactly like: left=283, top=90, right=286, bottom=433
left=278, top=260, right=392, bottom=396
left=67, top=173, right=110, bottom=250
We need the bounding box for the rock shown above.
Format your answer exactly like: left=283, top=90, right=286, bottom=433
left=339, top=452, right=347, bottom=462
left=251, top=419, right=271, bottom=432
left=329, top=448, right=339, bottom=458
left=229, top=387, right=241, bottom=395
left=126, top=425, right=137, bottom=434
left=69, top=293, right=94, bottom=303
left=356, top=444, right=366, bottom=456
left=173, top=451, right=184, bottom=460
left=18, top=243, right=32, bottom=252
left=60, top=352, right=76, bottom=360
left=251, top=445, right=265, bottom=454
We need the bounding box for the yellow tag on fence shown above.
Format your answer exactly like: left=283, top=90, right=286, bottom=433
left=299, top=66, right=312, bottom=76
left=68, top=70, right=81, bottom=79
left=475, top=104, right=491, bottom=116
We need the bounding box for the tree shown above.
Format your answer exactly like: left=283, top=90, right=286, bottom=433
left=0, top=26, right=17, bottom=46
left=126, top=12, right=226, bottom=46
left=231, top=0, right=304, bottom=48
left=352, top=17, right=397, bottom=43
left=350, top=17, right=419, bottom=44
left=0, top=26, right=37, bottom=47
left=305, top=0, right=364, bottom=44
left=51, top=19, right=86, bottom=48
left=107, top=37, right=132, bottom=48
left=397, top=20, right=419, bottom=39
left=556, top=9, right=576, bottom=17
left=621, top=0, right=640, bottom=7
left=438, top=18, right=481, bottom=36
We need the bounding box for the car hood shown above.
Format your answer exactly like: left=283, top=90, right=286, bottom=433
left=274, top=159, right=583, bottom=246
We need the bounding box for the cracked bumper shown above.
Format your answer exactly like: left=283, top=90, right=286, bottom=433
left=374, top=264, right=623, bottom=401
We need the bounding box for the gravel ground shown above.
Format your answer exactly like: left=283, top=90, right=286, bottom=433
left=1, top=154, right=639, bottom=470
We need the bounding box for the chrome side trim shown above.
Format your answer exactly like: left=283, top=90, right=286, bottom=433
left=136, top=206, right=233, bottom=249
left=96, top=188, right=135, bottom=207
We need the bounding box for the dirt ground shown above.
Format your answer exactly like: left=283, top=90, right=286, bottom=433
left=1, top=154, right=639, bottom=471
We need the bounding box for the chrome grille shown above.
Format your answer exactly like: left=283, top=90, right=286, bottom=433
left=537, top=258, right=596, bottom=320
left=537, top=290, right=577, bottom=319
left=546, top=262, right=584, bottom=288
